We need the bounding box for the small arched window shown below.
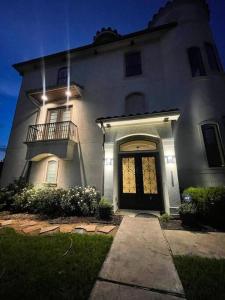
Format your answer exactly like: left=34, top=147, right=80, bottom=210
left=187, top=47, right=206, bottom=77
left=201, top=123, right=224, bottom=167
left=57, top=67, right=68, bottom=85
left=46, top=160, right=58, bottom=184
left=125, top=93, right=146, bottom=114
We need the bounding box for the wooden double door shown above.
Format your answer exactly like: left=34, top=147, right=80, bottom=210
left=118, top=152, right=163, bottom=210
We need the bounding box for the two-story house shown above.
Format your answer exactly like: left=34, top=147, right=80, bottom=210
left=1, top=0, right=225, bottom=214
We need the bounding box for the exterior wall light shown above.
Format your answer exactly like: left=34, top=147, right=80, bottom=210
left=65, top=90, right=72, bottom=97
left=166, top=155, right=175, bottom=164
left=105, top=158, right=113, bottom=165
left=41, top=94, right=48, bottom=101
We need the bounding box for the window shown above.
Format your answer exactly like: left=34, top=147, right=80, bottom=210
left=120, top=140, right=157, bottom=152
left=201, top=124, right=224, bottom=167
left=125, top=93, right=145, bottom=114
left=57, top=67, right=68, bottom=85
left=125, top=52, right=142, bottom=77
left=187, top=47, right=206, bottom=77
left=46, top=160, right=58, bottom=184
left=205, top=42, right=221, bottom=72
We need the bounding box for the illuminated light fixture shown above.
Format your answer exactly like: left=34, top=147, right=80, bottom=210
left=105, top=158, right=113, bottom=166
left=65, top=90, right=72, bottom=97
left=41, top=94, right=48, bottom=101
left=166, top=156, right=175, bottom=164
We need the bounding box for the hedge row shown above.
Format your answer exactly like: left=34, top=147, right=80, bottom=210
left=180, top=186, right=225, bottom=229
left=0, top=180, right=113, bottom=219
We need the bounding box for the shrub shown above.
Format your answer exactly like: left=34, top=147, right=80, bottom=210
left=12, top=185, right=101, bottom=217
left=179, top=202, right=197, bottom=226
left=61, top=186, right=101, bottom=216
left=0, top=178, right=32, bottom=211
left=97, top=198, right=113, bottom=220
left=182, top=186, right=225, bottom=228
left=159, top=213, right=171, bottom=223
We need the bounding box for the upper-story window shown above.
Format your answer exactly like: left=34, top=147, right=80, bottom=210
left=57, top=67, right=68, bottom=85
left=125, top=52, right=142, bottom=77
left=46, top=160, right=58, bottom=184
left=201, top=123, right=224, bottom=167
left=187, top=47, right=206, bottom=77
left=125, top=93, right=146, bottom=114
left=205, top=42, right=221, bottom=72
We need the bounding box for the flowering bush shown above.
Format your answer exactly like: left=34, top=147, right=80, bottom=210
left=61, top=186, right=100, bottom=216
left=12, top=185, right=101, bottom=217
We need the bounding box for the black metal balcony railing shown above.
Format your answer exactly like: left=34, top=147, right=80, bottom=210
left=26, top=121, right=77, bottom=143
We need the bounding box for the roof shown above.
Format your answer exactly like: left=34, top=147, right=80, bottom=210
left=96, top=109, right=180, bottom=123
left=13, top=22, right=177, bottom=74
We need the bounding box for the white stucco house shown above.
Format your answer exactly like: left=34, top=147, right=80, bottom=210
left=1, top=0, right=225, bottom=214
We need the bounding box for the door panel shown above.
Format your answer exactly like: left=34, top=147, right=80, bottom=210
left=119, top=152, right=162, bottom=210
left=122, top=157, right=136, bottom=193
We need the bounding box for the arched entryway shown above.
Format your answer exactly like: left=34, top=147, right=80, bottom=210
left=118, top=137, right=163, bottom=210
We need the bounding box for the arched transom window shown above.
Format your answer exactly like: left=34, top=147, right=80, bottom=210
left=120, top=140, right=157, bottom=152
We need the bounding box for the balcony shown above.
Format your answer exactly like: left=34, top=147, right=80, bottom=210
left=25, top=121, right=78, bottom=161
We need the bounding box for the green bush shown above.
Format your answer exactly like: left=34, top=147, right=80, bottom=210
left=159, top=213, right=171, bottom=223
left=97, top=198, right=113, bottom=220
left=0, top=178, right=32, bottom=211
left=182, top=186, right=225, bottom=228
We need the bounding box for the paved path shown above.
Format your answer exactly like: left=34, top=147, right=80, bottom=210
left=165, top=230, right=225, bottom=259
left=90, top=216, right=185, bottom=299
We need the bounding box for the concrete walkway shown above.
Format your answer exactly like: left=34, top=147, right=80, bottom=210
left=90, top=216, right=185, bottom=299
left=165, top=230, right=225, bottom=259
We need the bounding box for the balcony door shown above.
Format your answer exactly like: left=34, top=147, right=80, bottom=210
left=46, top=107, right=71, bottom=140
left=118, top=139, right=163, bottom=210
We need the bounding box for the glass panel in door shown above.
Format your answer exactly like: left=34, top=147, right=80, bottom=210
left=122, top=157, right=136, bottom=193
left=142, top=157, right=158, bottom=194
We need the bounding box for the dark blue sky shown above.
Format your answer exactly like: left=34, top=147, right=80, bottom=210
left=0, top=0, right=224, bottom=157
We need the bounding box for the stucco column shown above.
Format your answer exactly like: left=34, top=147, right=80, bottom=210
left=161, top=138, right=181, bottom=215
left=103, top=143, right=114, bottom=201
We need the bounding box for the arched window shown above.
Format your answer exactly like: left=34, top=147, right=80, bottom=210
left=57, top=67, right=68, bottom=85
left=46, top=160, right=58, bottom=184
left=125, top=93, right=146, bottom=114
left=120, top=140, right=157, bottom=152
left=201, top=123, right=224, bottom=167
left=187, top=47, right=206, bottom=77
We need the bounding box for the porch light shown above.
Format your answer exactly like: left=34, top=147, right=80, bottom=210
left=65, top=90, right=72, bottom=97
left=166, top=155, right=175, bottom=164
left=41, top=94, right=48, bottom=101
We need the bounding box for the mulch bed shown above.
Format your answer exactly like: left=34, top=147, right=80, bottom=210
left=0, top=211, right=123, bottom=226
left=160, top=217, right=224, bottom=232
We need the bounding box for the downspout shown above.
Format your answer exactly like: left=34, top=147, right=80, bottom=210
left=100, top=120, right=106, bottom=196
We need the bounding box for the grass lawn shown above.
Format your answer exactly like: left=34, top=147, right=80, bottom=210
left=0, top=228, right=112, bottom=300
left=174, top=255, right=225, bottom=300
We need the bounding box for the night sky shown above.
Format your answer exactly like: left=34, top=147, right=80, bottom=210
left=0, top=0, right=224, bottom=159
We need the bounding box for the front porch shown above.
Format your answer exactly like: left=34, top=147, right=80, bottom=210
left=97, top=110, right=181, bottom=215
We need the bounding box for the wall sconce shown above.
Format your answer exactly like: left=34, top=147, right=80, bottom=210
left=105, top=158, right=113, bottom=166
left=165, top=156, right=175, bottom=164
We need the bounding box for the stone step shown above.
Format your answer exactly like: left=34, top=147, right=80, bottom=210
left=75, top=224, right=97, bottom=232
left=97, top=225, right=116, bottom=234
left=40, top=225, right=60, bottom=235
left=22, top=225, right=42, bottom=235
